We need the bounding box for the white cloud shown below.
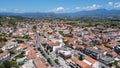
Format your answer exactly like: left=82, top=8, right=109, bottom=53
left=14, top=9, right=19, bottom=11
left=108, top=2, right=113, bottom=6
left=52, top=7, right=65, bottom=12
left=0, top=8, right=8, bottom=11
left=12, top=9, right=26, bottom=13
left=75, top=7, right=80, bottom=10
left=114, top=2, right=120, bottom=8
left=75, top=4, right=100, bottom=11
left=84, top=4, right=100, bottom=10
left=108, top=2, right=120, bottom=8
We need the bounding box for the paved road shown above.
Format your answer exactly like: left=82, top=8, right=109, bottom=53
left=10, top=52, right=21, bottom=60
left=35, top=32, right=59, bottom=68
left=63, top=46, right=109, bottom=68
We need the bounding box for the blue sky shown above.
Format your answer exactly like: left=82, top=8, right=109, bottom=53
left=0, top=0, right=120, bottom=13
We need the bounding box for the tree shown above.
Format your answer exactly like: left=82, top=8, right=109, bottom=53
left=10, top=61, right=19, bottom=68
left=47, top=58, right=52, bottom=65
left=8, top=20, right=17, bottom=27
left=0, top=49, right=3, bottom=53
left=32, top=26, right=37, bottom=32
left=0, top=64, right=5, bottom=68
left=79, top=55, right=83, bottom=60
left=9, top=50, right=15, bottom=55
left=54, top=59, right=59, bottom=64
left=3, top=60, right=11, bottom=68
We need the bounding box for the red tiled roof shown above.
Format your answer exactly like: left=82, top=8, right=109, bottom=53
left=0, top=52, right=8, bottom=57
left=85, top=56, right=97, bottom=64
left=46, top=42, right=58, bottom=46
left=33, top=58, right=47, bottom=68
left=29, top=40, right=36, bottom=43
left=19, top=44, right=28, bottom=49
left=76, top=60, right=92, bottom=68
left=76, top=45, right=85, bottom=50
left=97, top=45, right=110, bottom=51
left=27, top=50, right=37, bottom=59
left=106, top=51, right=118, bottom=58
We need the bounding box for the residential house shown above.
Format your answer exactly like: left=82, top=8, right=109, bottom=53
left=46, top=41, right=63, bottom=52
left=17, top=44, right=28, bottom=51
left=76, top=60, right=93, bottom=68
left=2, top=40, right=18, bottom=50
left=83, top=57, right=99, bottom=68
left=0, top=52, right=10, bottom=64
left=58, top=50, right=72, bottom=59
left=106, top=51, right=118, bottom=58
left=85, top=47, right=102, bottom=59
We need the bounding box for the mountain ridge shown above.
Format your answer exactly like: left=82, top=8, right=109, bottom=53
left=0, top=9, right=120, bottom=18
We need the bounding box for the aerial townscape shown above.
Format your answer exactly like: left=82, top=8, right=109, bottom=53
left=0, top=0, right=120, bottom=68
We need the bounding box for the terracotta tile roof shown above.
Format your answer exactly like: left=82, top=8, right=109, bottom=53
left=27, top=50, right=37, bottom=59
left=0, top=52, right=8, bottom=57
left=27, top=46, right=34, bottom=50
left=76, top=45, right=85, bottom=50
left=19, top=44, right=28, bottom=49
left=29, top=40, right=36, bottom=43
left=33, top=58, right=47, bottom=68
left=76, top=60, right=92, bottom=68
left=106, top=51, right=118, bottom=58
left=102, top=35, right=108, bottom=39
left=84, top=41, right=91, bottom=45
left=83, top=35, right=94, bottom=39
left=85, top=56, right=97, bottom=64
left=83, top=35, right=90, bottom=39
left=97, top=45, right=110, bottom=51
left=46, top=42, right=58, bottom=46
left=71, top=56, right=79, bottom=62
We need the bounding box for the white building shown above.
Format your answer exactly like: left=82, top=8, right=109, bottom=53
left=83, top=57, right=99, bottom=68
left=2, top=40, right=17, bottom=51
left=0, top=52, right=10, bottom=63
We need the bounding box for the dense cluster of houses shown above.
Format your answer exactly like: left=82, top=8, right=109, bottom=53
left=38, top=23, right=120, bottom=68
left=0, top=22, right=120, bottom=68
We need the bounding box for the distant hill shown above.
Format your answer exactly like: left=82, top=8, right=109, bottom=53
left=73, top=9, right=120, bottom=16
left=0, top=9, right=120, bottom=18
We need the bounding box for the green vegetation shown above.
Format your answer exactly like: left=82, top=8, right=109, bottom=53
left=33, top=26, right=37, bottom=30
left=54, top=59, right=59, bottom=64
left=0, top=37, right=7, bottom=42
left=0, top=15, right=120, bottom=28
left=0, top=64, right=5, bottom=68
left=40, top=51, right=45, bottom=56
left=0, top=42, right=5, bottom=47
left=8, top=20, right=17, bottom=27
left=0, top=60, right=19, bottom=68
left=15, top=51, right=25, bottom=58
left=63, top=34, right=73, bottom=37
left=32, top=26, right=37, bottom=32
left=9, top=50, right=15, bottom=55
left=45, top=49, right=49, bottom=55
left=79, top=56, right=83, bottom=60
left=16, top=39, right=24, bottom=43
left=0, top=36, right=8, bottom=47
left=14, top=35, right=31, bottom=39
left=47, top=58, right=52, bottom=65
left=0, top=49, right=3, bottom=53
left=10, top=60, right=19, bottom=68
left=0, top=33, right=8, bottom=37
left=108, top=61, right=118, bottom=67
left=3, top=60, right=10, bottom=68
left=42, top=43, right=46, bottom=47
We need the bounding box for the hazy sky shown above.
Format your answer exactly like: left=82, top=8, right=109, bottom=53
left=0, top=0, right=120, bottom=13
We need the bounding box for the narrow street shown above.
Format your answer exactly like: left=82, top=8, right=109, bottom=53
left=35, top=32, right=59, bottom=68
